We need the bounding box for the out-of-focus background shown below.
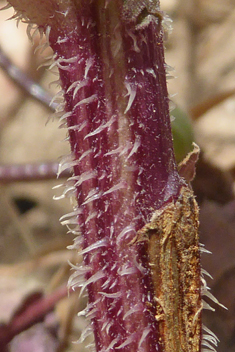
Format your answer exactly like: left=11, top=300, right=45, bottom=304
left=0, top=0, right=234, bottom=351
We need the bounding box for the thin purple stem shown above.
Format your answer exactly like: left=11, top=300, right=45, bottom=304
left=0, top=45, right=57, bottom=111
left=0, top=162, right=71, bottom=183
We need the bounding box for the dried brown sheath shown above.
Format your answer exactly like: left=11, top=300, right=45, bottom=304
left=136, top=185, right=202, bottom=352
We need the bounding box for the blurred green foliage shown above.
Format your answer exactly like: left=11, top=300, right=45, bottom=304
left=171, top=106, right=194, bottom=163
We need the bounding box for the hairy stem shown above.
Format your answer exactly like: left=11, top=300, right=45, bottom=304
left=7, top=1, right=202, bottom=351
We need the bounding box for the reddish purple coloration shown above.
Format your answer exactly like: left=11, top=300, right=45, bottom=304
left=0, top=162, right=70, bottom=183
left=0, top=285, right=69, bottom=349
left=43, top=3, right=182, bottom=352
left=0, top=45, right=56, bottom=110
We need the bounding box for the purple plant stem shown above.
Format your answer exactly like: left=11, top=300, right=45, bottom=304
left=47, top=2, right=183, bottom=352
left=0, top=285, right=71, bottom=347
left=0, top=162, right=71, bottom=183
left=0, top=45, right=57, bottom=111
left=6, top=1, right=185, bottom=351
